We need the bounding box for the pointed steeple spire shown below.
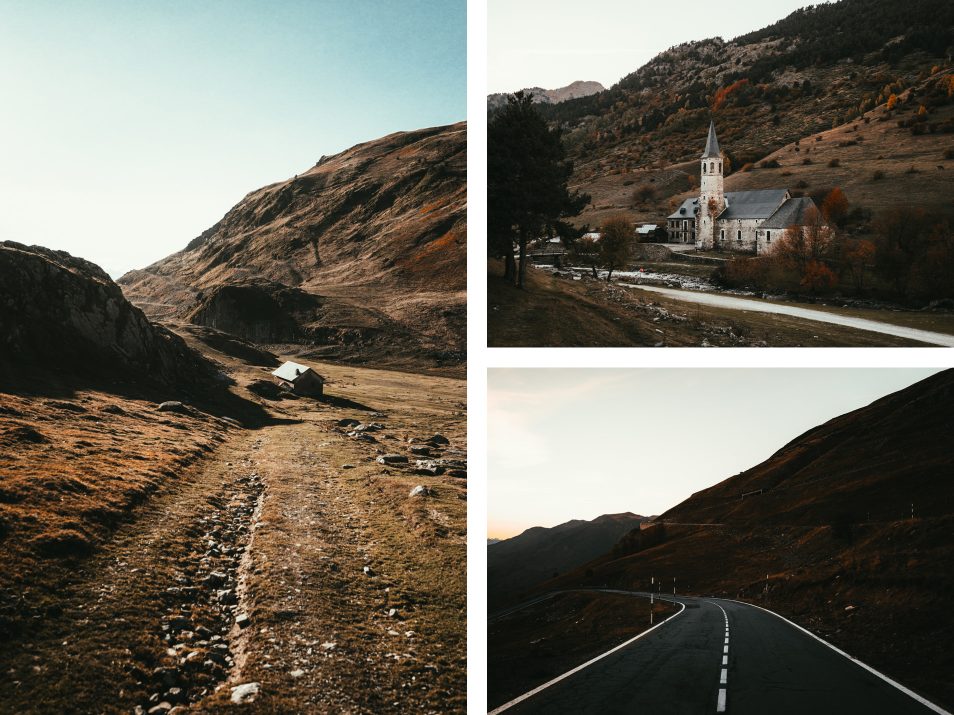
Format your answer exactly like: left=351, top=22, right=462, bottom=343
left=701, top=120, right=721, bottom=159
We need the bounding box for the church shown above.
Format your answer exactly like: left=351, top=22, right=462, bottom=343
left=666, top=121, right=820, bottom=254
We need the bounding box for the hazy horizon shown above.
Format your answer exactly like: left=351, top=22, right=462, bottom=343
left=488, top=368, right=944, bottom=540
left=489, top=0, right=817, bottom=94
left=0, top=1, right=465, bottom=277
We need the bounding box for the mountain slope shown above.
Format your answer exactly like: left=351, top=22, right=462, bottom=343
left=659, top=368, right=954, bottom=526
left=488, top=512, right=646, bottom=610
left=523, top=0, right=954, bottom=227
left=545, top=370, right=954, bottom=708
left=119, top=122, right=466, bottom=371
left=487, top=80, right=605, bottom=111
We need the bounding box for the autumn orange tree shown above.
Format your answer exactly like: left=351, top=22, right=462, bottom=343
left=821, top=187, right=849, bottom=228
left=770, top=207, right=838, bottom=294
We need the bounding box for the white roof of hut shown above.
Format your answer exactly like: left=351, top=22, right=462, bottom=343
left=272, top=361, right=324, bottom=383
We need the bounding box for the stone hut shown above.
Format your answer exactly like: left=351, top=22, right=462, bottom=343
left=271, top=361, right=324, bottom=397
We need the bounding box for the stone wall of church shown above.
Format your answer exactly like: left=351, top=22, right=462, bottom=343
left=716, top=219, right=760, bottom=253
left=756, top=227, right=782, bottom=255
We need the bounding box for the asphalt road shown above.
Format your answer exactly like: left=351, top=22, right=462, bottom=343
left=623, top=284, right=954, bottom=346
left=492, top=593, right=948, bottom=715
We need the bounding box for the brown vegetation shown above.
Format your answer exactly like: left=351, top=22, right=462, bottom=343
left=119, top=123, right=466, bottom=372
left=487, top=259, right=930, bottom=347
left=0, top=331, right=466, bottom=713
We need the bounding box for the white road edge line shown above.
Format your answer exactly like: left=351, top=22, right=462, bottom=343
left=488, top=597, right=687, bottom=714
left=715, top=598, right=952, bottom=715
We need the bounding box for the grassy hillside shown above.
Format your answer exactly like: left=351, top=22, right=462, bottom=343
left=538, top=370, right=954, bottom=709
left=512, top=0, right=954, bottom=229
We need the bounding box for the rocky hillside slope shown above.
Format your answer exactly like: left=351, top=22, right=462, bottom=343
left=523, top=0, right=954, bottom=226
left=0, top=241, right=215, bottom=389
left=487, top=80, right=605, bottom=111
left=488, top=512, right=646, bottom=610
left=119, top=122, right=466, bottom=371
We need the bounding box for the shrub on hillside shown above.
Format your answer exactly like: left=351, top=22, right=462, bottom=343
left=872, top=169, right=885, bottom=180
left=828, top=158, right=840, bottom=168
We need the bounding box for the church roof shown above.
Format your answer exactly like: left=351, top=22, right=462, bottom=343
left=667, top=198, right=699, bottom=219
left=718, top=189, right=789, bottom=220
left=701, top=120, right=721, bottom=159
left=760, top=197, right=819, bottom=229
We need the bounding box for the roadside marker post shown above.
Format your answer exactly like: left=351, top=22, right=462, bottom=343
left=650, top=576, right=654, bottom=625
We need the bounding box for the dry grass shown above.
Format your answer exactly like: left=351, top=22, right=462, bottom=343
left=576, top=91, right=954, bottom=233
left=488, top=591, right=678, bottom=709
left=0, top=330, right=465, bottom=713
left=488, top=260, right=925, bottom=347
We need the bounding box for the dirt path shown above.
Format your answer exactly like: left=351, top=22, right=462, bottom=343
left=0, top=364, right=466, bottom=714
left=626, top=284, right=954, bottom=346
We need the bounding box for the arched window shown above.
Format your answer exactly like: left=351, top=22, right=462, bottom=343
left=703, top=163, right=707, bottom=174
left=710, top=162, right=714, bottom=173
left=718, top=161, right=722, bottom=172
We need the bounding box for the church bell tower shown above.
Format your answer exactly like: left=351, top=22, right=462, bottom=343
left=697, top=120, right=724, bottom=250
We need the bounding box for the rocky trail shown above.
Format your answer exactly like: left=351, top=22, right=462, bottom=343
left=0, top=362, right=466, bottom=714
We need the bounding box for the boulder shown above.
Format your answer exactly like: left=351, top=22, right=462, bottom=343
left=409, top=485, right=434, bottom=498
left=230, top=682, right=260, bottom=704
left=157, top=401, right=188, bottom=413
left=376, top=454, right=408, bottom=465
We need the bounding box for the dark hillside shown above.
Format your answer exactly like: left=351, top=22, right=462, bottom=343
left=488, top=512, right=646, bottom=610
left=542, top=370, right=954, bottom=708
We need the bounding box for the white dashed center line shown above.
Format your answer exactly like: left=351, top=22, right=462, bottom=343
left=715, top=602, right=729, bottom=713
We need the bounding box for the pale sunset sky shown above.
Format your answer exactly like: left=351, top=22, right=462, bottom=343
left=488, top=0, right=820, bottom=93
left=488, top=369, right=945, bottom=540
left=0, top=1, right=465, bottom=277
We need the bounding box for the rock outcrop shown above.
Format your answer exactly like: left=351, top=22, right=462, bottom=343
left=0, top=241, right=215, bottom=388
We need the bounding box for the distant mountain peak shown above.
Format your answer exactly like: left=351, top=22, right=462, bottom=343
left=487, top=80, right=605, bottom=111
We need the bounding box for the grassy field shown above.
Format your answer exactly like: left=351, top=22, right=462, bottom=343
left=0, top=329, right=466, bottom=713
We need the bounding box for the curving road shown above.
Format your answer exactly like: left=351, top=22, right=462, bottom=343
left=623, top=284, right=954, bottom=347
left=491, top=593, right=949, bottom=715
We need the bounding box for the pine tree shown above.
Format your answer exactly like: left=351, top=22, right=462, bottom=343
left=488, top=92, right=589, bottom=288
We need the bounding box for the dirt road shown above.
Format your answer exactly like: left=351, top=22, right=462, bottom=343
left=626, top=284, right=954, bottom=346
left=0, top=360, right=466, bottom=714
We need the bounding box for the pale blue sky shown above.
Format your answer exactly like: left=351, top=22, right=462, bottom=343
left=488, top=369, right=944, bottom=538
left=489, top=0, right=819, bottom=93
left=0, top=0, right=465, bottom=276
